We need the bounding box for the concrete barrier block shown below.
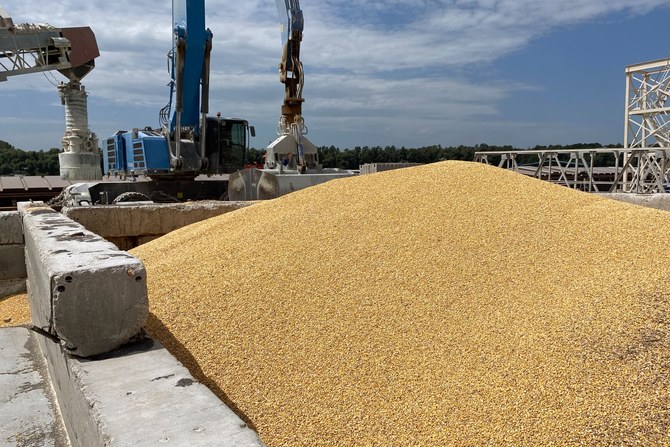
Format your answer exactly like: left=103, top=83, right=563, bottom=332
left=16, top=201, right=45, bottom=211
left=599, top=193, right=670, bottom=212
left=0, top=211, right=23, bottom=244
left=63, top=200, right=251, bottom=239
left=21, top=205, right=148, bottom=357
left=0, top=244, right=26, bottom=280
left=34, top=330, right=265, bottom=447
left=0, top=278, right=26, bottom=299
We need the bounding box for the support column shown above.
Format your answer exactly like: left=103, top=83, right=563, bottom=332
left=58, top=80, right=102, bottom=181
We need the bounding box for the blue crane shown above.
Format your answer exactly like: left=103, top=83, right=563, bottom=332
left=103, top=0, right=254, bottom=180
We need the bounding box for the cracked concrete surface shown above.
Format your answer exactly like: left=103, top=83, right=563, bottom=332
left=0, top=327, right=69, bottom=447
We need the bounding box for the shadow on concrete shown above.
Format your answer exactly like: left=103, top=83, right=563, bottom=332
left=145, top=313, right=259, bottom=433
left=84, top=334, right=156, bottom=361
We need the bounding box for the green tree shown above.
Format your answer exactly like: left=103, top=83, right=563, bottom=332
left=245, top=147, right=266, bottom=165
left=0, top=140, right=61, bottom=175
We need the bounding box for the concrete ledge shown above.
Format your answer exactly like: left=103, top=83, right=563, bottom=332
left=598, top=192, right=670, bottom=211
left=0, top=211, right=23, bottom=244
left=599, top=193, right=670, bottom=211
left=62, top=200, right=252, bottom=241
left=0, top=327, right=68, bottom=447
left=0, top=211, right=26, bottom=299
left=21, top=204, right=148, bottom=357
left=0, top=279, right=26, bottom=298
left=35, top=331, right=264, bottom=447
left=0, top=245, right=26, bottom=281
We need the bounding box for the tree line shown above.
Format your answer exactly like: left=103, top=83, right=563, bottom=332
left=246, top=142, right=622, bottom=171
left=0, top=139, right=620, bottom=176
left=0, top=140, right=61, bottom=176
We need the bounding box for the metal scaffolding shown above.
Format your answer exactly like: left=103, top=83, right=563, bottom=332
left=0, top=22, right=72, bottom=81
left=625, top=58, right=670, bottom=149
left=475, top=57, right=670, bottom=194
left=474, top=148, right=670, bottom=193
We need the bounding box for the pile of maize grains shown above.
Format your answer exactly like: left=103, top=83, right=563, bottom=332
left=0, top=293, right=30, bottom=327
left=131, top=161, right=670, bottom=446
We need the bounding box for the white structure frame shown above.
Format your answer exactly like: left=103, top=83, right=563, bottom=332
left=475, top=57, right=670, bottom=194
left=625, top=58, right=670, bottom=149
left=0, top=21, right=71, bottom=81
left=474, top=148, right=670, bottom=193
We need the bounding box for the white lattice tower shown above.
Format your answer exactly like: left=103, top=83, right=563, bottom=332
left=621, top=58, right=670, bottom=191
left=625, top=58, right=670, bottom=148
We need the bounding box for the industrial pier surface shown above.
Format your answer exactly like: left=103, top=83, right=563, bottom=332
left=0, top=327, right=68, bottom=446
left=0, top=202, right=263, bottom=447
left=6, top=163, right=670, bottom=445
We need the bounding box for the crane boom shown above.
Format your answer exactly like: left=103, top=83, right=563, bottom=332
left=228, top=1, right=357, bottom=201
left=268, top=0, right=311, bottom=172
left=168, top=0, right=211, bottom=135
left=276, top=0, right=305, bottom=128
left=0, top=8, right=98, bottom=82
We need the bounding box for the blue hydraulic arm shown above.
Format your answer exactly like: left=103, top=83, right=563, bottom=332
left=170, top=0, right=211, bottom=133
left=161, top=0, right=212, bottom=167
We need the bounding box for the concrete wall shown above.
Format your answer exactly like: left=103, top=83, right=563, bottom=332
left=599, top=193, right=670, bottom=212
left=21, top=203, right=148, bottom=357
left=63, top=200, right=252, bottom=250
left=1, top=201, right=252, bottom=297
left=33, top=328, right=265, bottom=447
left=359, top=163, right=422, bottom=175
left=0, top=211, right=26, bottom=298
left=16, top=201, right=265, bottom=446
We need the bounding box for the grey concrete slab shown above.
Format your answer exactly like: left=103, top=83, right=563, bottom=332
left=36, top=332, right=264, bottom=447
left=599, top=193, right=670, bottom=212
left=34, top=323, right=108, bottom=447
left=0, top=245, right=26, bottom=281
left=62, top=200, right=252, bottom=239
left=0, top=212, right=23, bottom=245
left=0, top=327, right=69, bottom=447
left=16, top=201, right=45, bottom=211
left=0, top=279, right=26, bottom=299
left=21, top=204, right=147, bottom=357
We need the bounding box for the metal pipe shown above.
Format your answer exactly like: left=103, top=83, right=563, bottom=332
left=174, top=35, right=185, bottom=163
left=199, top=36, right=211, bottom=161
left=175, top=111, right=181, bottom=161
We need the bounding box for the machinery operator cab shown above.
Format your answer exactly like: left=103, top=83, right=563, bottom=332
left=204, top=115, right=255, bottom=175
left=103, top=118, right=254, bottom=178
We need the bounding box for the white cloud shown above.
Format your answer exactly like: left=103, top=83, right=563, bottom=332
left=1, top=0, right=669, bottom=150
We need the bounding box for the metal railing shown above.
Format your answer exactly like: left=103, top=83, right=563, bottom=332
left=474, top=148, right=670, bottom=193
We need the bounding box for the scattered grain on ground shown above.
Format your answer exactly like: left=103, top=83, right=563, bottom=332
left=0, top=293, right=30, bottom=327
left=131, top=160, right=670, bottom=446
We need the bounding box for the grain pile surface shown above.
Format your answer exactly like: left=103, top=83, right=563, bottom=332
left=131, top=161, right=670, bottom=446
left=0, top=293, right=30, bottom=327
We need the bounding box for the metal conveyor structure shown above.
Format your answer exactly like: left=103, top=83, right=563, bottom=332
left=475, top=57, right=670, bottom=194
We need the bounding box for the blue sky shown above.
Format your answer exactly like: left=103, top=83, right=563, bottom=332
left=1, top=0, right=670, bottom=151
